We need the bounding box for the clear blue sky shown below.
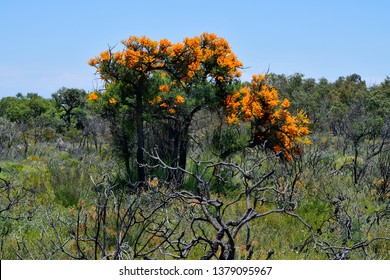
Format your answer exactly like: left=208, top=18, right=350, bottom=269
left=1, top=0, right=389, bottom=98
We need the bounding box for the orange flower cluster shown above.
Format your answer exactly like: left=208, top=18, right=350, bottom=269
left=225, top=75, right=278, bottom=124
left=199, top=33, right=243, bottom=81
left=88, top=33, right=243, bottom=110
left=159, top=84, right=169, bottom=93
left=148, top=96, right=163, bottom=105
left=88, top=50, right=111, bottom=66
left=175, top=95, right=185, bottom=104
left=225, top=75, right=311, bottom=160
left=89, top=35, right=171, bottom=75
left=87, top=92, right=99, bottom=101
left=167, top=33, right=243, bottom=83
left=148, top=93, right=186, bottom=115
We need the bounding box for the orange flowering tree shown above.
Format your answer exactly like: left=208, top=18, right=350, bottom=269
left=88, top=33, right=308, bottom=187
left=225, top=74, right=311, bottom=161
left=88, top=33, right=242, bottom=184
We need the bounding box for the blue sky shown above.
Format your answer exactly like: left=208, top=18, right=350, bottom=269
left=1, top=0, right=389, bottom=98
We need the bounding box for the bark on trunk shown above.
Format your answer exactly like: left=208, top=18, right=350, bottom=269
left=136, top=85, right=145, bottom=184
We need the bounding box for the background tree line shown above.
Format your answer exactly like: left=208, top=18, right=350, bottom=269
left=1, top=73, right=388, bottom=188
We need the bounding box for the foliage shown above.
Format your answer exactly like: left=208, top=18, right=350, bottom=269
left=0, top=93, right=52, bottom=122
left=52, top=87, right=87, bottom=129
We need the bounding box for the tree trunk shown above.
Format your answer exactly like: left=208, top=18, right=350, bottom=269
left=65, top=108, right=72, bottom=129
left=177, top=121, right=190, bottom=185
left=176, top=108, right=201, bottom=185
left=135, top=85, right=146, bottom=185
left=353, top=141, right=359, bottom=185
